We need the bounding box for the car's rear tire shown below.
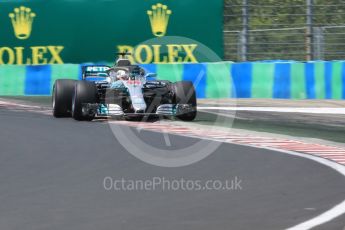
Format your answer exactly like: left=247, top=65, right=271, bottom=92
left=52, top=79, right=76, bottom=118
left=173, top=81, right=197, bottom=121
left=72, top=81, right=98, bottom=121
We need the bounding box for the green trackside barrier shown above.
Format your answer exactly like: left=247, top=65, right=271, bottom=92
left=251, top=62, right=275, bottom=98
left=0, top=65, right=26, bottom=96
left=50, top=65, right=80, bottom=91
left=0, top=61, right=345, bottom=99
left=290, top=62, right=306, bottom=99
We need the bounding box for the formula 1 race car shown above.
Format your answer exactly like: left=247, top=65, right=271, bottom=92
left=52, top=53, right=197, bottom=121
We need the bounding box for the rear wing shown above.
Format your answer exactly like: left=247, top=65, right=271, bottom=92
left=82, top=65, right=111, bottom=80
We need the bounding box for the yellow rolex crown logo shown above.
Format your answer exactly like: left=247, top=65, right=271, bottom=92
left=9, top=6, right=36, bottom=40
left=147, top=3, right=172, bottom=37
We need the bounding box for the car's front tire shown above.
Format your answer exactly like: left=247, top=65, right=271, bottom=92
left=72, top=81, right=98, bottom=121
left=52, top=79, right=76, bottom=118
left=173, top=81, right=197, bottom=121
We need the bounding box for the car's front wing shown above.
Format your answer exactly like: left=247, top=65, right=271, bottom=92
left=82, top=103, right=195, bottom=117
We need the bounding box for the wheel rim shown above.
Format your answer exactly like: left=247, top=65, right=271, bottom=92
left=52, top=85, right=56, bottom=109
left=72, top=91, right=76, bottom=116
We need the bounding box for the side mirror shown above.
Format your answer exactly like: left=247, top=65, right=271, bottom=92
left=145, top=73, right=157, bottom=78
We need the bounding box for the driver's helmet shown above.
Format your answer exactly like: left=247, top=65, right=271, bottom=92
left=116, top=70, right=129, bottom=80
left=139, top=67, right=146, bottom=76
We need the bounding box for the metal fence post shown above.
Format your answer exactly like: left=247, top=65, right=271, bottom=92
left=241, top=0, right=249, bottom=61
left=238, top=30, right=245, bottom=61
left=313, top=27, right=324, bottom=60
left=306, top=0, right=313, bottom=61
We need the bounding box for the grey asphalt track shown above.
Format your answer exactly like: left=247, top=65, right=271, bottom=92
left=0, top=104, right=345, bottom=229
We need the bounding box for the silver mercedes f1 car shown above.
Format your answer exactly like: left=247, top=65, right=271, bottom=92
left=52, top=53, right=197, bottom=121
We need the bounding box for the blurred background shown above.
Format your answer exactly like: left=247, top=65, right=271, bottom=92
left=224, top=0, right=345, bottom=61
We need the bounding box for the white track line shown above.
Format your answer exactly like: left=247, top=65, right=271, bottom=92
left=317, top=153, right=345, bottom=156
left=0, top=100, right=42, bottom=109
left=199, top=106, right=345, bottom=114
left=121, top=119, right=345, bottom=229
left=263, top=148, right=345, bottom=230
left=110, top=122, right=345, bottom=230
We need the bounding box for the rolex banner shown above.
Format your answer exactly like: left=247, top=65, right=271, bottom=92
left=0, top=0, right=223, bottom=65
